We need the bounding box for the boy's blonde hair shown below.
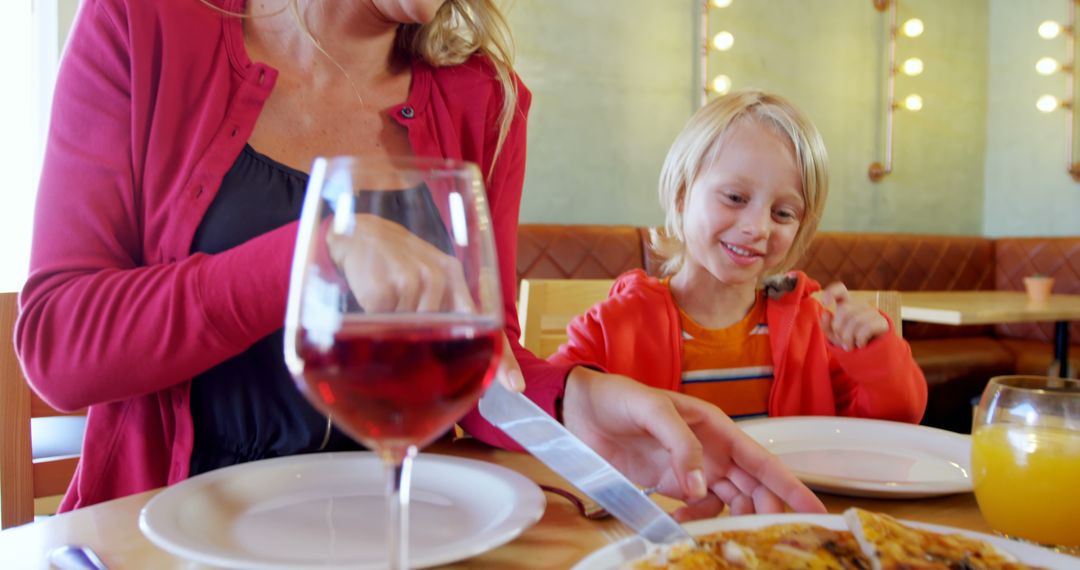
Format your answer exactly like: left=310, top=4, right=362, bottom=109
left=651, top=89, right=829, bottom=278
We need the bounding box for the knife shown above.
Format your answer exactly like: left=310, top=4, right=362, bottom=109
left=478, top=381, right=694, bottom=546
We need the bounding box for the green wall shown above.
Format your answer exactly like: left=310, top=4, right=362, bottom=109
left=508, top=1, right=693, bottom=226
left=984, top=0, right=1080, bottom=236
left=511, top=1, right=1025, bottom=236
left=54, top=1, right=1080, bottom=236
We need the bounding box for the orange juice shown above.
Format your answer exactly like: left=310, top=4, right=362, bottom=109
left=972, top=423, right=1080, bottom=546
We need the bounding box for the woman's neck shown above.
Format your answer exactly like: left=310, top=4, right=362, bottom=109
left=668, top=266, right=759, bottom=330
left=245, top=0, right=401, bottom=80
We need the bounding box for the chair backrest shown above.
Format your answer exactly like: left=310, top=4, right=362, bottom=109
left=518, top=279, right=614, bottom=358
left=517, top=279, right=903, bottom=359
left=0, top=292, right=83, bottom=529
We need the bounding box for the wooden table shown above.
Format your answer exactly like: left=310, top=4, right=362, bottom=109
left=901, top=291, right=1080, bottom=377
left=0, top=438, right=994, bottom=569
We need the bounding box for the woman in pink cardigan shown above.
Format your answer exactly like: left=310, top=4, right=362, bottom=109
left=18, top=0, right=822, bottom=519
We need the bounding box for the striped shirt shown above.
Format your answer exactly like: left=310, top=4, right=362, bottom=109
left=676, top=289, right=773, bottom=420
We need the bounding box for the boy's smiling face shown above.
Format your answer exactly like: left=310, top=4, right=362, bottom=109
left=679, top=118, right=805, bottom=288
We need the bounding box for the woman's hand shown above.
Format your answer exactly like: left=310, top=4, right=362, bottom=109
left=561, top=367, right=825, bottom=521
left=496, top=333, right=526, bottom=392
left=819, top=282, right=889, bottom=351
left=324, top=215, right=525, bottom=392
left=326, top=214, right=473, bottom=313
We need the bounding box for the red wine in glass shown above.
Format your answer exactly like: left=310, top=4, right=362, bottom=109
left=297, top=316, right=501, bottom=451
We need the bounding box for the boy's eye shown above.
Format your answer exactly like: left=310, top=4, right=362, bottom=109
left=722, top=192, right=747, bottom=204
left=774, top=208, right=800, bottom=222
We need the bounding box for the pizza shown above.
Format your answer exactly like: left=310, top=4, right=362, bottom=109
left=632, top=522, right=869, bottom=569
left=844, top=508, right=1038, bottom=570
left=629, top=508, right=1045, bottom=570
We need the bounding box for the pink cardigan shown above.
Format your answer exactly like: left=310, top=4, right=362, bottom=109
left=18, top=0, right=568, bottom=511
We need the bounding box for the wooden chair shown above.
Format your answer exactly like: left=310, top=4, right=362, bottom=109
left=518, top=279, right=615, bottom=358
left=0, top=292, right=85, bottom=529
left=517, top=278, right=903, bottom=359
left=847, top=290, right=903, bottom=338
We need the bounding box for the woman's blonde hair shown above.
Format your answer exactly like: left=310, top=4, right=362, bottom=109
left=401, top=1, right=519, bottom=168
left=202, top=0, right=519, bottom=173
left=650, top=89, right=829, bottom=278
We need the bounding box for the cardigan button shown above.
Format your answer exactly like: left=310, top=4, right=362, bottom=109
left=400, top=106, right=415, bottom=119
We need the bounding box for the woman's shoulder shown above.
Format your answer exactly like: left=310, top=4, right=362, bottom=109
left=85, top=0, right=223, bottom=40
left=425, top=54, right=531, bottom=106
left=90, top=0, right=218, bottom=20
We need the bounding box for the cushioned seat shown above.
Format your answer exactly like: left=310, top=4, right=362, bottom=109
left=998, top=338, right=1080, bottom=377
left=908, top=338, right=1016, bottom=387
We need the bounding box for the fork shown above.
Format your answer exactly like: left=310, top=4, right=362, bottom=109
left=540, top=484, right=611, bottom=520
left=540, top=484, right=662, bottom=521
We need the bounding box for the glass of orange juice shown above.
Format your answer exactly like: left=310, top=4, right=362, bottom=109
left=971, top=375, right=1080, bottom=550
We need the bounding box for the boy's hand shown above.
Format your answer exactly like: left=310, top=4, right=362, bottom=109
left=819, top=282, right=889, bottom=351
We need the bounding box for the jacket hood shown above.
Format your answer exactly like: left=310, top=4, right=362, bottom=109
left=764, top=271, right=821, bottom=305
left=613, top=269, right=822, bottom=303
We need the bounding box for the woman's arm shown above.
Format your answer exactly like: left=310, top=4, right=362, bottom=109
left=17, top=0, right=293, bottom=411
left=456, top=78, right=573, bottom=447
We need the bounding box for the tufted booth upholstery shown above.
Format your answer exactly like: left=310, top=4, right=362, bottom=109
left=516, top=225, right=1080, bottom=433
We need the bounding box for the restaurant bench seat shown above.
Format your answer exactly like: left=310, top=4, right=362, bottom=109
left=516, top=225, right=1080, bottom=433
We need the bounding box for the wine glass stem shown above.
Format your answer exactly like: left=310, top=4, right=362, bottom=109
left=386, top=445, right=418, bottom=570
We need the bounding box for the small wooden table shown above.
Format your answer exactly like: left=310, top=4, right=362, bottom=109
left=0, top=438, right=994, bottom=569
left=901, top=291, right=1080, bottom=377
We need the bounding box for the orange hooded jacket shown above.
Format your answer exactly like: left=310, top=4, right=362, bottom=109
left=550, top=270, right=927, bottom=422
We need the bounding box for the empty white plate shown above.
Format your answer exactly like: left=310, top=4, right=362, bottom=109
left=738, top=416, right=972, bottom=498
left=139, top=451, right=545, bottom=569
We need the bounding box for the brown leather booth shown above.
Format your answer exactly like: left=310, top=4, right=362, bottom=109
left=516, top=225, right=1080, bottom=433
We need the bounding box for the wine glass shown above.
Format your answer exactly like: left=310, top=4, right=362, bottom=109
left=971, top=375, right=1080, bottom=551
left=283, top=155, right=504, bottom=569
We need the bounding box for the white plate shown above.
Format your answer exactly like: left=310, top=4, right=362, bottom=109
left=573, top=514, right=1079, bottom=569
left=738, top=416, right=972, bottom=498
left=139, top=452, right=545, bottom=569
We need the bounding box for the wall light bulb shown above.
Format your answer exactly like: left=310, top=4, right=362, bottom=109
left=1038, top=20, right=1062, bottom=40
left=901, top=58, right=924, bottom=76
left=711, top=0, right=733, bottom=8
left=712, top=31, right=735, bottom=51
left=1037, top=94, right=1060, bottom=113
left=903, top=94, right=923, bottom=111
left=711, top=74, right=732, bottom=95
left=1035, top=57, right=1060, bottom=75
left=902, top=18, right=924, bottom=38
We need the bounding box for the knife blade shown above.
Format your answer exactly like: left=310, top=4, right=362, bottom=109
left=478, top=381, right=694, bottom=546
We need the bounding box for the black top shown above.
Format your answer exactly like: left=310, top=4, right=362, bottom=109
left=188, top=145, right=361, bottom=476
left=188, top=145, right=454, bottom=476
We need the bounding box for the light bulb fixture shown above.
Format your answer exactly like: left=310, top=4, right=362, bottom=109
left=902, top=18, right=924, bottom=38
left=1038, top=94, right=1062, bottom=113
left=1036, top=56, right=1061, bottom=75
left=700, top=2, right=735, bottom=106
left=869, top=0, right=924, bottom=182
left=712, top=31, right=734, bottom=51
left=711, top=74, right=733, bottom=94
left=1040, top=20, right=1063, bottom=40
left=901, top=57, right=924, bottom=76
left=903, top=94, right=923, bottom=111
left=1036, top=3, right=1080, bottom=181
